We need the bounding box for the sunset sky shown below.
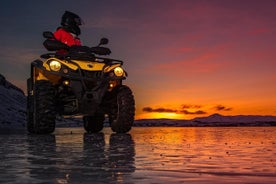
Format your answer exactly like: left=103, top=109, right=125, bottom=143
left=0, top=0, right=275, bottom=120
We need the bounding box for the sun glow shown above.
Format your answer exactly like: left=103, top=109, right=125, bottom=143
left=137, top=112, right=185, bottom=120
left=160, top=112, right=184, bottom=119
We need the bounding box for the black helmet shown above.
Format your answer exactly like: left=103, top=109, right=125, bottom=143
left=61, top=11, right=83, bottom=36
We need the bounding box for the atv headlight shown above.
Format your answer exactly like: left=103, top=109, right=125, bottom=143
left=114, top=67, right=124, bottom=77
left=49, top=60, right=61, bottom=72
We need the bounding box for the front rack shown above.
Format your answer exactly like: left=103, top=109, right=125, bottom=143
left=40, top=53, right=124, bottom=65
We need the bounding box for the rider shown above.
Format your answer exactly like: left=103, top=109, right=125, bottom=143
left=50, top=10, right=110, bottom=55
left=54, top=11, right=83, bottom=47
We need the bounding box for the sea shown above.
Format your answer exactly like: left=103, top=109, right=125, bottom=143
left=0, top=127, right=275, bottom=184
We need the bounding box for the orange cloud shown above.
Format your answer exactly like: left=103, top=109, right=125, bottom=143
left=182, top=104, right=202, bottom=109
left=167, top=47, right=195, bottom=53
left=154, top=52, right=222, bottom=74
left=213, top=105, right=233, bottom=111
left=142, top=107, right=178, bottom=113
left=142, top=105, right=207, bottom=115
left=180, top=109, right=207, bottom=115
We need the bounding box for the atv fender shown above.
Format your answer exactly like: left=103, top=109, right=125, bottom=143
left=30, top=59, right=61, bottom=84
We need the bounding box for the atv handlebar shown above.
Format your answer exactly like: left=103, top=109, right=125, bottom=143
left=42, top=31, right=111, bottom=55
left=41, top=31, right=121, bottom=64
left=68, top=45, right=111, bottom=56
left=90, top=47, right=111, bottom=55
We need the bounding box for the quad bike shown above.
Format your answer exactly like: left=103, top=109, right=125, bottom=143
left=26, top=32, right=135, bottom=134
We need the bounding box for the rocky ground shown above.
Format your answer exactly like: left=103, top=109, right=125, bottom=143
left=0, top=74, right=26, bottom=130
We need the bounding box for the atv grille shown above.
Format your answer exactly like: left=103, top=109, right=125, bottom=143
left=82, top=71, right=103, bottom=78
left=82, top=71, right=104, bottom=90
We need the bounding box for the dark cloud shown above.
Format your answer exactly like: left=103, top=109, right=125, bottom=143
left=180, top=110, right=207, bottom=115
left=142, top=107, right=178, bottom=113
left=181, top=104, right=202, bottom=109
left=143, top=106, right=207, bottom=115
left=214, top=105, right=233, bottom=111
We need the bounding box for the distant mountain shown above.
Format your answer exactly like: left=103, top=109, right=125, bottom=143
left=134, top=113, right=276, bottom=127
left=191, top=113, right=276, bottom=126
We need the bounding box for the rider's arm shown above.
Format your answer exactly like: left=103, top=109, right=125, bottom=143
left=54, top=28, right=81, bottom=47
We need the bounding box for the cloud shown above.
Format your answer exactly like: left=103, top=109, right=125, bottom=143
left=142, top=107, right=178, bottom=113
left=180, top=104, right=206, bottom=114
left=182, top=104, right=202, bottom=109
left=249, top=28, right=269, bottom=36
left=180, top=110, right=207, bottom=115
left=214, top=105, right=233, bottom=111
left=153, top=50, right=226, bottom=75
left=142, top=105, right=207, bottom=115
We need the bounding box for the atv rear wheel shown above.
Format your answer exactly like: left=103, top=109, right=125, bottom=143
left=109, top=85, right=135, bottom=133
left=83, top=113, right=105, bottom=133
left=27, top=80, right=56, bottom=134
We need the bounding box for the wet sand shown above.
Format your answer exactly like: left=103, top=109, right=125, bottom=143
left=0, top=127, right=275, bottom=183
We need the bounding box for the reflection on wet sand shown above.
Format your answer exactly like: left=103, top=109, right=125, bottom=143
left=83, top=133, right=135, bottom=183
left=132, top=127, right=276, bottom=184
left=0, top=127, right=275, bottom=183
left=26, top=132, right=135, bottom=183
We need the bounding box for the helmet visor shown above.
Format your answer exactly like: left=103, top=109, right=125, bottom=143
left=74, top=17, right=84, bottom=25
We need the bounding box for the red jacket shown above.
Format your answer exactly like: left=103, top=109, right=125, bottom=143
left=53, top=28, right=81, bottom=46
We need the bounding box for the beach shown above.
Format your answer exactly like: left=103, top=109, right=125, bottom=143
left=0, top=127, right=275, bottom=183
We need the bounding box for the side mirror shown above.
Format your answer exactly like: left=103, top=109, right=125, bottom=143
left=99, top=38, right=109, bottom=46
left=43, top=31, right=55, bottom=39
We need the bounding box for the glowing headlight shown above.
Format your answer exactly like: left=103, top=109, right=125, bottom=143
left=114, top=67, right=124, bottom=77
left=49, top=60, right=61, bottom=71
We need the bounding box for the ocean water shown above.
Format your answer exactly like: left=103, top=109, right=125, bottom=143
left=0, top=127, right=275, bottom=183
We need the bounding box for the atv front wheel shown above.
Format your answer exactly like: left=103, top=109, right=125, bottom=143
left=109, top=85, right=135, bottom=133
left=83, top=113, right=105, bottom=133
left=27, top=80, right=56, bottom=134
left=27, top=94, right=35, bottom=133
